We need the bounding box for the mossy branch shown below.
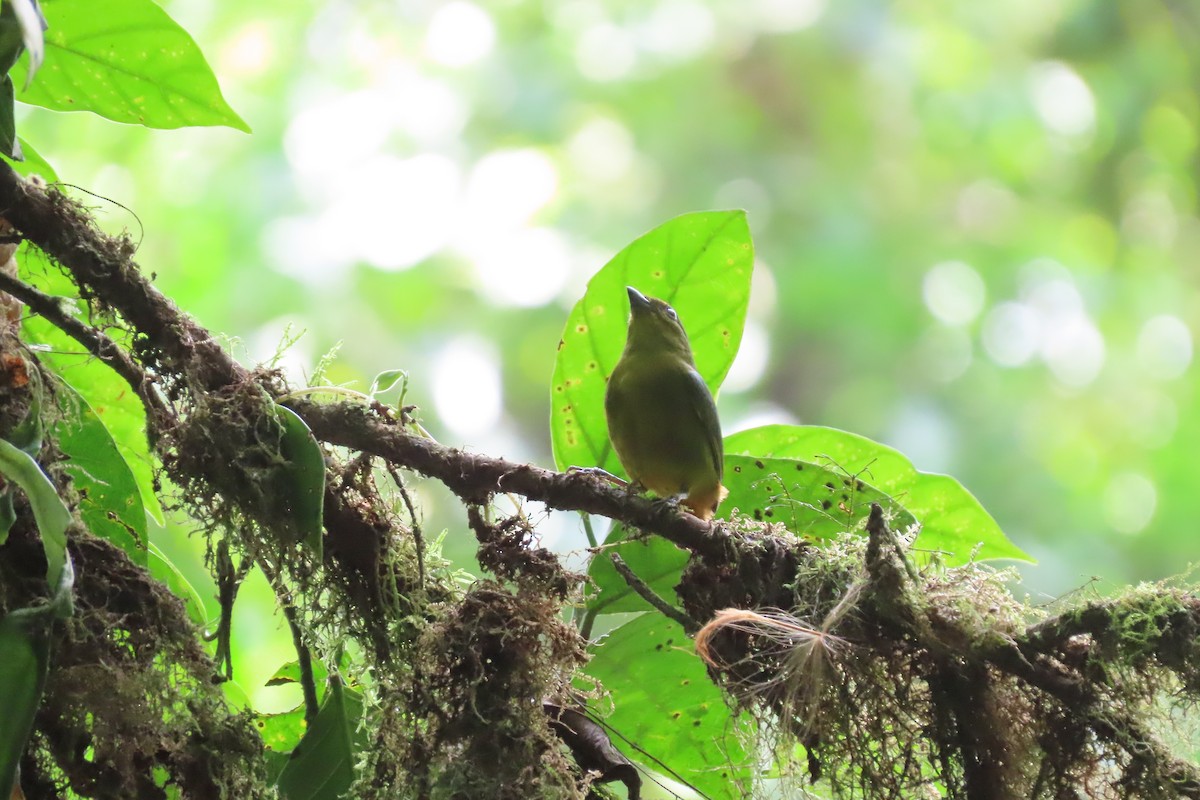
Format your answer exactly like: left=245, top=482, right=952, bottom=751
left=2, top=163, right=1200, bottom=798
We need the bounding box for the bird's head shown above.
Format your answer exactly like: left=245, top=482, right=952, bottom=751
left=623, top=286, right=694, bottom=360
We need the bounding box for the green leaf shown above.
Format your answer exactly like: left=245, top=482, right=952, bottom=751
left=258, top=705, right=308, bottom=784
left=725, top=425, right=1031, bottom=564
left=276, top=681, right=364, bottom=800
left=6, top=369, right=42, bottom=455
left=586, top=523, right=688, bottom=615
left=1, top=136, right=56, bottom=180
left=719, top=453, right=918, bottom=538
left=0, top=437, right=71, bottom=586
left=267, top=660, right=305, bottom=687
left=23, top=327, right=163, bottom=526
left=368, top=369, right=407, bottom=398
left=0, top=554, right=71, bottom=797
left=146, top=540, right=208, bottom=626
left=587, top=429, right=1009, bottom=616
left=12, top=0, right=250, bottom=132
left=273, top=404, right=325, bottom=558
left=266, top=658, right=328, bottom=691
left=0, top=606, right=51, bottom=798
left=585, top=614, right=750, bottom=799
left=0, top=488, right=15, bottom=543
left=54, top=381, right=148, bottom=566
left=551, top=210, right=754, bottom=473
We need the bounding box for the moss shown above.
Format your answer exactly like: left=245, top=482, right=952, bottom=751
left=6, top=534, right=270, bottom=799
left=354, top=581, right=589, bottom=800
left=681, top=517, right=1200, bottom=799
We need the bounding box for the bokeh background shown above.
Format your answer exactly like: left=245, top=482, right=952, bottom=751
left=16, top=0, right=1200, bottom=706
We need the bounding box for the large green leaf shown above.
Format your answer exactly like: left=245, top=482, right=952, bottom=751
left=725, top=425, right=1030, bottom=564
left=0, top=555, right=73, bottom=797
left=585, top=451, right=922, bottom=618
left=0, top=437, right=71, bottom=586
left=586, top=424, right=1025, bottom=614
left=147, top=540, right=208, bottom=626
left=0, top=608, right=50, bottom=797
left=586, top=522, right=688, bottom=615
left=12, top=0, right=249, bottom=131
left=586, top=614, right=750, bottom=799
left=551, top=211, right=753, bottom=473
left=24, top=318, right=164, bottom=526
left=276, top=680, right=363, bottom=800
left=54, top=381, right=148, bottom=565
left=719, top=453, right=918, bottom=536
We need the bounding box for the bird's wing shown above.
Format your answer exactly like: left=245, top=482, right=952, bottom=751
left=684, top=367, right=724, bottom=480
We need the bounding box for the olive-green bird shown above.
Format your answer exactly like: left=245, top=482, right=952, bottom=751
left=604, top=287, right=728, bottom=520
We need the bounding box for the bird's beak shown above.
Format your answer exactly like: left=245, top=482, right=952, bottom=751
left=626, top=286, right=651, bottom=312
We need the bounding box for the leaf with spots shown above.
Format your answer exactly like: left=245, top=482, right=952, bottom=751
left=11, top=0, right=249, bottom=132
left=720, top=454, right=918, bottom=541
left=258, top=705, right=306, bottom=783
left=550, top=210, right=753, bottom=473
left=585, top=614, right=751, bottom=799
left=585, top=455, right=921, bottom=618
left=725, top=425, right=1031, bottom=564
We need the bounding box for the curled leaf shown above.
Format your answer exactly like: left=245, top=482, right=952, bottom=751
left=0, top=437, right=70, bottom=587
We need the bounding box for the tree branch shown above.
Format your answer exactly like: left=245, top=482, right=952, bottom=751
left=4, top=162, right=1200, bottom=799
left=0, top=164, right=243, bottom=393
left=0, top=165, right=736, bottom=564
left=288, top=397, right=733, bottom=561
left=0, top=269, right=171, bottom=424
left=609, top=553, right=699, bottom=634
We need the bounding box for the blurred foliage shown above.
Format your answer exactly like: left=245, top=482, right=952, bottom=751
left=8, top=0, right=1200, bottom=727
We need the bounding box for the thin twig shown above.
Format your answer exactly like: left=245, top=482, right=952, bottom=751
left=282, top=602, right=320, bottom=724
left=385, top=462, right=426, bottom=591
left=609, top=553, right=698, bottom=635
left=581, top=513, right=597, bottom=548
left=0, top=270, right=170, bottom=421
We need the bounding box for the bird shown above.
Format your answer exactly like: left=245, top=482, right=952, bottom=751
left=604, top=286, right=728, bottom=520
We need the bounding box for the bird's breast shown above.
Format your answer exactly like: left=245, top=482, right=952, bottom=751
left=605, top=357, right=719, bottom=496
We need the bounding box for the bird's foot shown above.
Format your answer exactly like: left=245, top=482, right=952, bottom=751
left=566, top=466, right=629, bottom=488
left=655, top=492, right=688, bottom=514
